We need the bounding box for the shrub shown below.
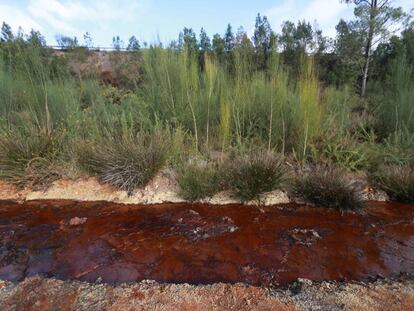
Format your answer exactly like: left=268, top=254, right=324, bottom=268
left=224, top=151, right=286, bottom=202
left=289, top=165, right=362, bottom=210
left=77, top=133, right=169, bottom=193
left=177, top=163, right=222, bottom=202
left=0, top=131, right=61, bottom=187
left=370, top=165, right=414, bottom=202
left=312, top=135, right=371, bottom=172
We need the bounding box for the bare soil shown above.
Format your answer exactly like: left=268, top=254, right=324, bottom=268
left=0, top=170, right=387, bottom=206
left=1, top=276, right=413, bottom=310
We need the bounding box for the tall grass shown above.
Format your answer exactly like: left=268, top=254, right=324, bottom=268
left=140, top=47, right=322, bottom=154
left=377, top=55, right=414, bottom=138
left=297, top=56, right=322, bottom=158
left=1, top=38, right=412, bottom=199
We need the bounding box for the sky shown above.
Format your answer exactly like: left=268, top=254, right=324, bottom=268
left=0, top=0, right=413, bottom=47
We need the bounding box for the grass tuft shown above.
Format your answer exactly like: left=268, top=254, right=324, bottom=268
left=289, top=165, right=362, bottom=210
left=225, top=151, right=286, bottom=202
left=370, top=165, right=414, bottom=203
left=76, top=133, right=169, bottom=193
left=0, top=131, right=61, bottom=188
left=177, top=162, right=222, bottom=202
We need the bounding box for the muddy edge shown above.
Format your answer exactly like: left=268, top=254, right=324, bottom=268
left=0, top=171, right=388, bottom=205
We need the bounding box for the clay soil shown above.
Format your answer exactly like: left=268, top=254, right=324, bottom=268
left=1, top=276, right=414, bottom=310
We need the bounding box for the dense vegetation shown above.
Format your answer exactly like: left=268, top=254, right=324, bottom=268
left=0, top=0, right=413, bottom=206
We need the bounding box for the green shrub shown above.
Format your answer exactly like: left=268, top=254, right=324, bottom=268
left=177, top=163, right=222, bottom=202
left=225, top=151, right=286, bottom=202
left=312, top=135, right=371, bottom=172
left=370, top=165, right=414, bottom=202
left=0, top=131, right=61, bottom=187
left=76, top=133, right=169, bottom=193
left=372, top=130, right=414, bottom=167
left=289, top=165, right=362, bottom=210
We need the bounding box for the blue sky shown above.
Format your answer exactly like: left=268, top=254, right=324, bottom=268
left=0, top=0, right=412, bottom=47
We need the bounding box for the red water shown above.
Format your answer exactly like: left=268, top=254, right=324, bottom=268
left=0, top=200, right=413, bottom=286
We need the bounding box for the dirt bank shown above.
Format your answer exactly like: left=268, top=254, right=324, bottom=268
left=1, top=276, right=414, bottom=310
left=0, top=171, right=388, bottom=206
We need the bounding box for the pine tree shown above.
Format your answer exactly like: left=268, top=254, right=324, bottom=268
left=212, top=33, right=225, bottom=62
left=199, top=28, right=211, bottom=53
left=1, top=22, right=13, bottom=42
left=224, top=24, right=235, bottom=52
left=253, top=13, right=275, bottom=69
left=112, top=36, right=124, bottom=51
left=342, top=0, right=410, bottom=96
left=127, top=36, right=141, bottom=51
left=83, top=32, right=93, bottom=48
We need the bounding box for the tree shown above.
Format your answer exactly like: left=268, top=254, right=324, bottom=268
left=1, top=22, right=13, bottom=42
left=342, top=0, right=410, bottom=97
left=235, top=26, right=254, bottom=52
left=371, top=25, right=414, bottom=81
left=27, top=30, right=46, bottom=47
left=313, top=28, right=329, bottom=54
left=253, top=13, right=277, bottom=69
left=178, top=27, right=198, bottom=54
left=279, top=21, right=296, bottom=52
left=294, top=20, right=313, bottom=53
left=56, top=35, right=78, bottom=49
left=112, top=36, right=124, bottom=51
left=234, top=27, right=255, bottom=70
left=332, top=19, right=364, bottom=85
left=224, top=24, right=235, bottom=52
left=402, top=25, right=414, bottom=66
left=199, top=28, right=211, bottom=53
left=212, top=33, right=225, bottom=61
left=127, top=35, right=140, bottom=51
left=83, top=32, right=93, bottom=48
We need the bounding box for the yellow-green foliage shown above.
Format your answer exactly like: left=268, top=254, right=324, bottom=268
left=297, top=56, right=322, bottom=158
left=219, top=93, right=231, bottom=150
left=140, top=47, right=325, bottom=155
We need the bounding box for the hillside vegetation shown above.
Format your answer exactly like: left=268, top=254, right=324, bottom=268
left=0, top=4, right=413, bottom=206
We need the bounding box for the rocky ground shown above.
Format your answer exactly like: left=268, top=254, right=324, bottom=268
left=0, top=276, right=413, bottom=310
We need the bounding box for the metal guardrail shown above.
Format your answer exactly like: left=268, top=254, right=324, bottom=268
left=49, top=45, right=133, bottom=52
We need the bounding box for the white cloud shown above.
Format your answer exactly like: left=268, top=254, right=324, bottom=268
left=27, top=0, right=146, bottom=33
left=0, top=4, right=43, bottom=33
left=266, top=0, right=352, bottom=37
left=0, top=0, right=150, bottom=44
left=266, top=0, right=413, bottom=38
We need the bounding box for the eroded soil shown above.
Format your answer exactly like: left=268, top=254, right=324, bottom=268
left=0, top=200, right=413, bottom=286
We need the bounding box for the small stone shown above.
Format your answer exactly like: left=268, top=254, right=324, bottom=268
left=69, top=217, right=87, bottom=226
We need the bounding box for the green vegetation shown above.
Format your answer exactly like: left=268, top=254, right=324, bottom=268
left=76, top=133, right=169, bottom=193
left=224, top=151, right=286, bottom=202
left=0, top=1, right=413, bottom=206
left=289, top=166, right=362, bottom=210
left=177, top=162, right=222, bottom=202
left=370, top=165, right=414, bottom=203
left=177, top=152, right=286, bottom=202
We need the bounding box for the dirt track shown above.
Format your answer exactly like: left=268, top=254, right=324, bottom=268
left=1, top=276, right=414, bottom=310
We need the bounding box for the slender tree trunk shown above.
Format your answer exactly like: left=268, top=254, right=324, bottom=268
left=361, top=0, right=377, bottom=97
